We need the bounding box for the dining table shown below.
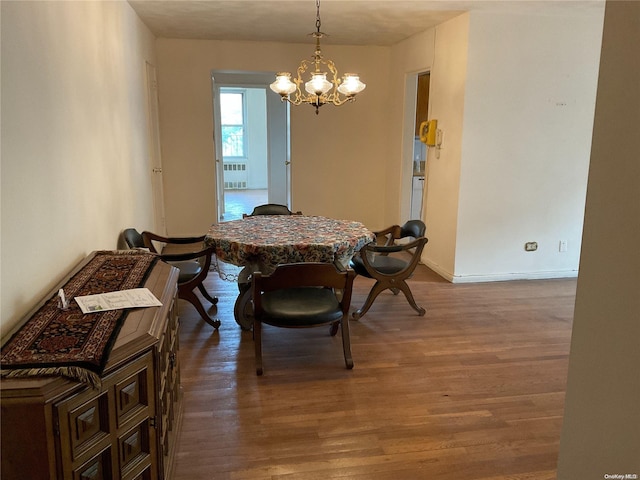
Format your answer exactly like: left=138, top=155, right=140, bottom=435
left=204, top=215, right=375, bottom=329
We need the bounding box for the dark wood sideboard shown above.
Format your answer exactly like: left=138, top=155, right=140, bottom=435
left=1, top=252, right=182, bottom=480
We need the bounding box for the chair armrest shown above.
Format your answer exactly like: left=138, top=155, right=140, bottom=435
left=362, top=236, right=426, bottom=255
left=372, top=225, right=402, bottom=246
left=372, top=225, right=399, bottom=237
left=156, top=245, right=215, bottom=263
left=142, top=231, right=206, bottom=244
left=363, top=243, right=404, bottom=254
left=142, top=231, right=206, bottom=253
left=359, top=237, right=428, bottom=276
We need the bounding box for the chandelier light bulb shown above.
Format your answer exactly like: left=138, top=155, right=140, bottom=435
left=270, top=73, right=297, bottom=95
left=305, top=72, right=332, bottom=96
left=338, top=74, right=366, bottom=96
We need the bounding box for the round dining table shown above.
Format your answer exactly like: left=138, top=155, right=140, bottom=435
left=204, top=215, right=374, bottom=329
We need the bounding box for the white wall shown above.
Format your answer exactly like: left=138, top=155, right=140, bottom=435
left=558, top=1, right=640, bottom=476
left=419, top=9, right=604, bottom=282
left=156, top=39, right=390, bottom=234
left=1, top=1, right=158, bottom=334
left=453, top=9, right=604, bottom=282
left=421, top=13, right=470, bottom=280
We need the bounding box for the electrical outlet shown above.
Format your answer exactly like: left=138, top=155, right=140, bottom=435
left=525, top=242, right=538, bottom=252
left=559, top=240, right=568, bottom=252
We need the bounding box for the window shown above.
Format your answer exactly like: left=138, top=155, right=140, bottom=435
left=220, top=90, right=246, bottom=158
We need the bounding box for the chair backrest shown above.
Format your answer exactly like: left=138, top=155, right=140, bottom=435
left=123, top=228, right=145, bottom=249
left=400, top=220, right=426, bottom=239
left=246, top=203, right=298, bottom=216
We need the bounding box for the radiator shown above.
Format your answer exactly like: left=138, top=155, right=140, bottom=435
left=223, top=162, right=247, bottom=189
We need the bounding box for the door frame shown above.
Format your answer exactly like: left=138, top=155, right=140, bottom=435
left=211, top=71, right=291, bottom=221
left=401, top=70, right=431, bottom=223
left=145, top=61, right=167, bottom=234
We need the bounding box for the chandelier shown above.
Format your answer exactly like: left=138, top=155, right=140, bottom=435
left=269, top=0, right=366, bottom=114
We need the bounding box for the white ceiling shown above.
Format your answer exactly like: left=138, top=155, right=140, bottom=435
left=128, top=0, right=604, bottom=47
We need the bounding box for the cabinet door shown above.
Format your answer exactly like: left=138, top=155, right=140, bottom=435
left=55, top=353, right=157, bottom=480
left=55, top=388, right=115, bottom=477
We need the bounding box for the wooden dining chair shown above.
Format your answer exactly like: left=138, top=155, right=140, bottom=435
left=349, top=220, right=428, bottom=320
left=251, top=262, right=356, bottom=376
left=243, top=203, right=302, bottom=217
left=122, top=228, right=221, bottom=329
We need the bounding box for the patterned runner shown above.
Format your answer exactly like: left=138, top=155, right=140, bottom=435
left=1, top=251, right=158, bottom=387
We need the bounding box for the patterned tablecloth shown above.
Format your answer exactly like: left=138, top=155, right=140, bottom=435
left=205, top=215, right=375, bottom=278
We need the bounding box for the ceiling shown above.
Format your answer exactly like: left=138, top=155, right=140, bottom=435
left=128, top=0, right=604, bottom=47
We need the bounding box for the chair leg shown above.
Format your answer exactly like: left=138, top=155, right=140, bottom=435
left=197, top=284, right=218, bottom=305
left=329, top=321, right=339, bottom=336
left=180, top=290, right=221, bottom=329
left=254, top=319, right=263, bottom=376
left=352, top=281, right=388, bottom=320
left=340, top=317, right=354, bottom=369
left=396, top=281, right=426, bottom=316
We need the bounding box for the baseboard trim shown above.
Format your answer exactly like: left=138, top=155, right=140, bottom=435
left=422, top=260, right=578, bottom=284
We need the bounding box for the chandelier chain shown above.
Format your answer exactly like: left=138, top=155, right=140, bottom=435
left=315, top=0, right=321, bottom=33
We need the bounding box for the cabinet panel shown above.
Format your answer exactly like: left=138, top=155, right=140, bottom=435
left=67, top=393, right=111, bottom=461
left=128, top=465, right=152, bottom=480
left=157, top=295, right=182, bottom=479
left=115, top=369, right=149, bottom=428
left=73, top=446, right=112, bottom=480
left=118, top=419, right=151, bottom=475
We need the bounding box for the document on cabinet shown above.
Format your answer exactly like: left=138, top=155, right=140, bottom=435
left=74, top=288, right=162, bottom=314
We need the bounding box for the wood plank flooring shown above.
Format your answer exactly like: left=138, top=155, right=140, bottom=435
left=172, top=264, right=576, bottom=479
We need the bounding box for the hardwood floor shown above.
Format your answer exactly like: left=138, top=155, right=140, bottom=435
left=172, top=264, right=576, bottom=479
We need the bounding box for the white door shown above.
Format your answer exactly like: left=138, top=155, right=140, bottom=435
left=145, top=62, right=166, bottom=234
left=266, top=86, right=290, bottom=205
left=211, top=77, right=226, bottom=222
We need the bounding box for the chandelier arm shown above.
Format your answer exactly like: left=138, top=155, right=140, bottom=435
left=291, top=60, right=311, bottom=105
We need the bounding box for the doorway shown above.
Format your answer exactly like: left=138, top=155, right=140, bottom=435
left=212, top=71, right=290, bottom=222
left=412, top=72, right=430, bottom=219
left=401, top=71, right=430, bottom=222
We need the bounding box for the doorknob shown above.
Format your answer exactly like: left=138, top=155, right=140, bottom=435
left=285, top=161, right=291, bottom=165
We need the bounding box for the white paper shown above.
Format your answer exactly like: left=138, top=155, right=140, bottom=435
left=74, top=288, right=162, bottom=314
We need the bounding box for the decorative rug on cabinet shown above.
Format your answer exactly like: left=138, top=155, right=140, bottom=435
left=0, top=250, right=158, bottom=387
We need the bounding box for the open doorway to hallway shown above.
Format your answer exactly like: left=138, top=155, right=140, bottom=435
left=219, top=87, right=269, bottom=220
left=212, top=71, right=291, bottom=223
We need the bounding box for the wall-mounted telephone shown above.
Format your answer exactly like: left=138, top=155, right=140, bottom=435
left=419, top=119, right=437, bottom=146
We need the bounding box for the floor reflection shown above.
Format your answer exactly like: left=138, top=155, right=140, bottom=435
left=221, top=189, right=267, bottom=221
